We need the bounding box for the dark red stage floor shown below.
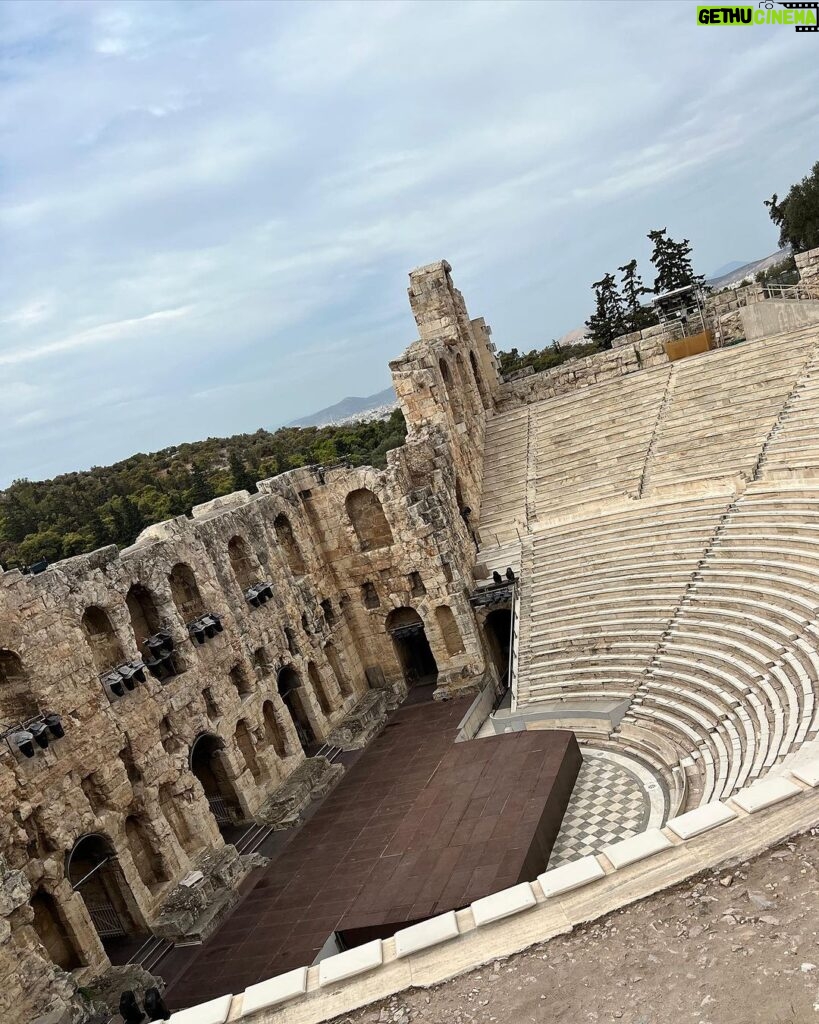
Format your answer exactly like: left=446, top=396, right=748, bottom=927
left=164, top=693, right=579, bottom=1009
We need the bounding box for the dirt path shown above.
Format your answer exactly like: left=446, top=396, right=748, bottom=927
left=333, top=828, right=819, bottom=1024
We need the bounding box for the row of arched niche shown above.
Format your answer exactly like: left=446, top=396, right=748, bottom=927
left=1, top=488, right=397, bottom=725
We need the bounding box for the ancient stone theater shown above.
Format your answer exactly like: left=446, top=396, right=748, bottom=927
left=2, top=252, right=819, bottom=1024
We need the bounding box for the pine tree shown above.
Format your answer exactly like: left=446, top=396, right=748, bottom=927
left=585, top=272, right=626, bottom=348
left=228, top=451, right=257, bottom=493
left=187, top=462, right=214, bottom=508
left=647, top=228, right=704, bottom=294
left=765, top=160, right=819, bottom=253
left=618, top=259, right=659, bottom=332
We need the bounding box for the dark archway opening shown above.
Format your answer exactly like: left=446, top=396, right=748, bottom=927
left=189, top=733, right=243, bottom=831
left=386, top=608, right=438, bottom=692
left=484, top=608, right=512, bottom=684
left=277, top=666, right=316, bottom=752
left=67, top=833, right=144, bottom=958
left=31, top=889, right=83, bottom=971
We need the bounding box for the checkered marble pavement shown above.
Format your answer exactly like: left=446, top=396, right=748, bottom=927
left=548, top=751, right=654, bottom=868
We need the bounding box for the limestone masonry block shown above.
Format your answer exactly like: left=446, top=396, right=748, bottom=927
left=667, top=801, right=737, bottom=841
left=731, top=777, right=803, bottom=814
left=168, top=992, right=234, bottom=1024
left=318, top=939, right=384, bottom=986
left=394, top=910, right=460, bottom=958
left=537, top=855, right=606, bottom=898
left=790, top=757, right=819, bottom=788
left=471, top=882, right=537, bottom=926
left=242, top=966, right=308, bottom=1013
left=602, top=829, right=673, bottom=869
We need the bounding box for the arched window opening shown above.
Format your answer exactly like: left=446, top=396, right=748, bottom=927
left=456, top=352, right=477, bottom=415
left=120, top=744, right=142, bottom=788
left=202, top=687, right=221, bottom=721
left=361, top=582, right=380, bottom=609
left=274, top=513, right=305, bottom=575
left=385, top=607, right=438, bottom=690
left=470, top=349, right=489, bottom=408
left=31, top=890, right=82, bottom=971
left=324, top=642, right=353, bottom=698
left=159, top=716, right=176, bottom=755
left=345, top=488, right=393, bottom=551
left=229, top=663, right=253, bottom=699
left=262, top=701, right=287, bottom=758
left=252, top=646, right=272, bottom=677
left=159, top=783, right=198, bottom=855
left=284, top=627, right=299, bottom=657
left=484, top=608, right=513, bottom=685
left=234, top=720, right=262, bottom=782
left=277, top=666, right=316, bottom=752
left=439, top=357, right=464, bottom=424
left=67, top=834, right=142, bottom=948
left=408, top=572, right=426, bottom=598
left=125, top=816, right=166, bottom=892
left=189, top=734, right=242, bottom=829
left=308, top=661, right=333, bottom=716
left=0, top=649, right=37, bottom=723
left=81, top=607, right=124, bottom=675
left=227, top=535, right=261, bottom=592
left=435, top=605, right=465, bottom=657
left=168, top=563, right=205, bottom=623
left=126, top=584, right=162, bottom=651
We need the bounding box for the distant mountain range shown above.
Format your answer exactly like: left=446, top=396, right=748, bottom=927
left=287, top=386, right=397, bottom=428
left=706, top=247, right=790, bottom=290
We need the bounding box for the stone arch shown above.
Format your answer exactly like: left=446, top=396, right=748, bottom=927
left=234, top=719, right=262, bottom=782
left=189, top=733, right=242, bottom=828
left=435, top=605, right=465, bottom=657
left=228, top=535, right=260, bottom=591
left=277, top=665, right=316, bottom=752
left=439, top=357, right=464, bottom=424
left=469, top=349, right=489, bottom=408
left=125, top=584, right=162, bottom=650
left=262, top=700, right=287, bottom=758
left=385, top=607, right=438, bottom=688
left=124, top=815, right=166, bottom=893
left=81, top=606, right=125, bottom=674
left=31, top=889, right=82, bottom=971
left=229, top=663, right=253, bottom=699
left=324, top=641, right=353, bottom=698
left=307, top=660, right=333, bottom=715
left=483, top=607, right=512, bottom=681
left=274, top=513, right=306, bottom=575
left=168, top=563, right=205, bottom=622
left=345, top=488, right=393, bottom=551
left=67, top=833, right=143, bottom=947
left=455, top=352, right=477, bottom=415
left=0, top=648, right=37, bottom=722
left=159, top=782, right=199, bottom=855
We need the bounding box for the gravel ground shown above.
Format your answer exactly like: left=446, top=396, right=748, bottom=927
left=332, top=828, right=819, bottom=1024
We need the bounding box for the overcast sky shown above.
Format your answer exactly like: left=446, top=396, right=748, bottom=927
left=1, top=1, right=817, bottom=487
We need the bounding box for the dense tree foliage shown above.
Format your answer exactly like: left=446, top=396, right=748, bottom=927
left=755, top=255, right=800, bottom=288
left=0, top=411, right=407, bottom=569
left=647, top=227, right=704, bottom=294
left=765, top=160, right=819, bottom=254
left=585, top=272, right=626, bottom=348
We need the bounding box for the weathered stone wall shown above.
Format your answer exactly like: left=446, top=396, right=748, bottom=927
left=495, top=330, right=669, bottom=411
left=795, top=245, right=819, bottom=294
left=0, top=260, right=501, bottom=1022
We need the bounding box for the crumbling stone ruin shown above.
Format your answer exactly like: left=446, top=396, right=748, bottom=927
left=3, top=251, right=819, bottom=1024
left=0, top=261, right=502, bottom=1024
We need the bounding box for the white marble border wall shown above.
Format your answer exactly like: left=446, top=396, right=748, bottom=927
left=167, top=758, right=819, bottom=1024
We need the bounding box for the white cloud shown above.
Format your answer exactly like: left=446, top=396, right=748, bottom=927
left=0, top=0, right=817, bottom=486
